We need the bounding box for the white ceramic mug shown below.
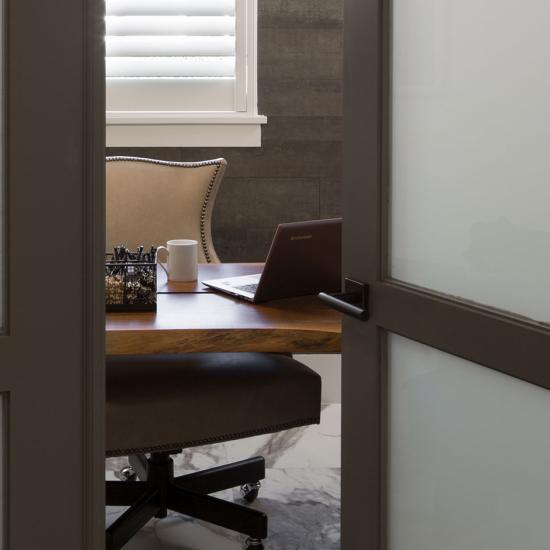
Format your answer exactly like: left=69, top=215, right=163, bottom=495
left=157, top=239, right=198, bottom=282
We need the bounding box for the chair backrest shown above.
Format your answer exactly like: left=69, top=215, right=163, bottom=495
left=106, top=156, right=226, bottom=263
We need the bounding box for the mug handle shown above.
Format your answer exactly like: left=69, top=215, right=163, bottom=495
left=156, top=246, right=169, bottom=277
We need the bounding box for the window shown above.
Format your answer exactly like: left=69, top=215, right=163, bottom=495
left=105, top=0, right=266, bottom=147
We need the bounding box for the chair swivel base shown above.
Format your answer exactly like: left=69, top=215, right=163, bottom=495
left=106, top=451, right=267, bottom=550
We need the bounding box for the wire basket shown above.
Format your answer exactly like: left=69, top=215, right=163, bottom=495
left=105, top=254, right=157, bottom=312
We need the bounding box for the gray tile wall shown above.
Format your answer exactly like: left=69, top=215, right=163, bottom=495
left=107, top=0, right=343, bottom=262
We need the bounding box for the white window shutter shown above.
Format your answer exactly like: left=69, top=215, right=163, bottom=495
left=105, top=0, right=238, bottom=112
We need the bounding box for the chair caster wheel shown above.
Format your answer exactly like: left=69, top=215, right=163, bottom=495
left=115, top=466, right=137, bottom=482
left=240, top=481, right=261, bottom=503
left=243, top=537, right=264, bottom=549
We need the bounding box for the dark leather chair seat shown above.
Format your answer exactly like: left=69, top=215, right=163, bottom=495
left=107, top=353, right=322, bottom=457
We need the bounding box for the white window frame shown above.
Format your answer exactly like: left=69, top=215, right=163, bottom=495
left=106, top=0, right=266, bottom=147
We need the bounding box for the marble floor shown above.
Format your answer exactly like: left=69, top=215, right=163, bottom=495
left=106, top=404, right=341, bottom=550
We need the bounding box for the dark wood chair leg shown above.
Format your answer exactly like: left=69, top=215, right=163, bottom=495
left=128, top=454, right=148, bottom=481
left=106, top=480, right=148, bottom=506
left=106, top=488, right=161, bottom=550
left=174, top=456, right=265, bottom=494
left=106, top=453, right=268, bottom=547
left=167, top=485, right=268, bottom=540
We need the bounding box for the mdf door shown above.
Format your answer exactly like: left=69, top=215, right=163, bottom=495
left=342, top=1, right=550, bottom=548
left=0, top=0, right=105, bottom=548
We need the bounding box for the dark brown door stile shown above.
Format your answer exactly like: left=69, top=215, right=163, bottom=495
left=341, top=0, right=384, bottom=547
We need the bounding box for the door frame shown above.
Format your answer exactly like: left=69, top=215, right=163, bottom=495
left=81, top=0, right=106, bottom=544
left=342, top=0, right=550, bottom=548
left=2, top=0, right=105, bottom=547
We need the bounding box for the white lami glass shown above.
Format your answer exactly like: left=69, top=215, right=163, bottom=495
left=0, top=398, right=3, bottom=549
left=0, top=0, right=4, bottom=335
left=388, top=333, right=550, bottom=550
left=390, top=0, right=550, bottom=322
left=0, top=0, right=5, bottom=537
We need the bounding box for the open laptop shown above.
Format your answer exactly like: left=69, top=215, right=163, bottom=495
left=203, top=218, right=342, bottom=302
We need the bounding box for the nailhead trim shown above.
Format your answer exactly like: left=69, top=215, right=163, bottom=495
left=199, top=162, right=222, bottom=263
left=106, top=416, right=320, bottom=458
left=106, top=156, right=223, bottom=169
left=106, top=156, right=224, bottom=263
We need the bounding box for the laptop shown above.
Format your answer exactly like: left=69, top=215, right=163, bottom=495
left=203, top=218, right=342, bottom=302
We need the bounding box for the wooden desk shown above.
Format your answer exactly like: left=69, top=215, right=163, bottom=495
left=106, top=263, right=342, bottom=355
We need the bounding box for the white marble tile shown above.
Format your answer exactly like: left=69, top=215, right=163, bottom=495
left=137, top=517, right=242, bottom=550
left=107, top=468, right=340, bottom=550
left=224, top=404, right=341, bottom=469
left=172, top=443, right=229, bottom=474
left=106, top=405, right=341, bottom=549
left=106, top=443, right=229, bottom=479
left=241, top=468, right=341, bottom=550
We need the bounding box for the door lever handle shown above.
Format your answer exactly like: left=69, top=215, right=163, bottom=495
left=318, top=278, right=369, bottom=321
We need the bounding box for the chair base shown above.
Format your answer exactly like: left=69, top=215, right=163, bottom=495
left=106, top=451, right=267, bottom=550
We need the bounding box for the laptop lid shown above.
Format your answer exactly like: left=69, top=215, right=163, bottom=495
left=253, top=218, right=342, bottom=302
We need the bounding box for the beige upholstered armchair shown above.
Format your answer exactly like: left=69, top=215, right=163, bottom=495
left=106, top=156, right=227, bottom=263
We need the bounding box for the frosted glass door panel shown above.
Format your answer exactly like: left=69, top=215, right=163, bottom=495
left=0, top=0, right=3, bottom=334
left=390, top=0, right=550, bottom=322
left=388, top=334, right=550, bottom=550
left=0, top=397, right=3, bottom=549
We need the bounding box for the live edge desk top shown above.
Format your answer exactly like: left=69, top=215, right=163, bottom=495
left=106, top=263, right=342, bottom=356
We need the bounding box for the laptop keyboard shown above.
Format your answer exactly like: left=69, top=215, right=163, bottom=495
left=234, top=283, right=258, bottom=294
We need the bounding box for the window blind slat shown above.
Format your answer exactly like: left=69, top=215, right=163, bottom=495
left=106, top=57, right=235, bottom=78
left=105, top=0, right=239, bottom=102
left=106, top=0, right=235, bottom=17
left=106, top=16, right=235, bottom=37
left=106, top=36, right=235, bottom=57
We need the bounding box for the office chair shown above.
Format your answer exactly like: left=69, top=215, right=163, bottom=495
left=106, top=353, right=321, bottom=549
left=105, top=157, right=320, bottom=547
left=106, top=156, right=226, bottom=263
left=106, top=157, right=321, bottom=550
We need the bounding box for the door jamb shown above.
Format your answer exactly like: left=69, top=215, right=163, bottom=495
left=82, top=0, right=106, bottom=545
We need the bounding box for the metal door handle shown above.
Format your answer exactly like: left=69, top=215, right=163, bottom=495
left=318, top=278, right=369, bottom=321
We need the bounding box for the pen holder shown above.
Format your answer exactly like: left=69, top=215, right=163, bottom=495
left=105, top=254, right=157, bottom=312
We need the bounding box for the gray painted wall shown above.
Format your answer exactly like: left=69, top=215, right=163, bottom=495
left=107, top=0, right=343, bottom=262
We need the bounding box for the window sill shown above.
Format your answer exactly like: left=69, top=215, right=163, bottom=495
left=106, top=113, right=267, bottom=148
